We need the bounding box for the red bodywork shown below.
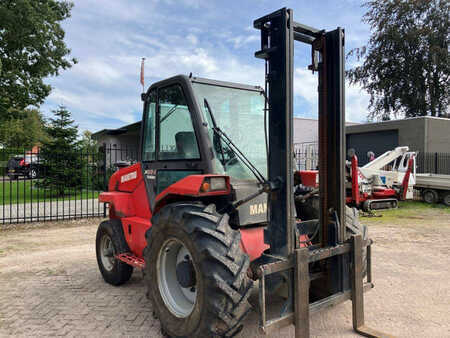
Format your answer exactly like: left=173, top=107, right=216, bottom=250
left=351, top=155, right=360, bottom=206
left=99, top=163, right=268, bottom=264
left=400, top=156, right=415, bottom=200
left=299, top=170, right=318, bottom=188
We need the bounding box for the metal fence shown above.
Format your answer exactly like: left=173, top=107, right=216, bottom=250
left=294, top=142, right=319, bottom=170
left=294, top=142, right=450, bottom=175
left=0, top=145, right=138, bottom=225
left=2, top=141, right=446, bottom=224
left=416, top=152, right=450, bottom=175
left=104, top=144, right=139, bottom=168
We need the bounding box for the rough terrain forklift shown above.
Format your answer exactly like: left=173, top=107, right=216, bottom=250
left=96, top=8, right=387, bottom=337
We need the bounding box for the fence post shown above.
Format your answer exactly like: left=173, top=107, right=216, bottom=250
left=102, top=143, right=107, bottom=217
left=434, top=152, right=438, bottom=174
left=102, top=143, right=108, bottom=190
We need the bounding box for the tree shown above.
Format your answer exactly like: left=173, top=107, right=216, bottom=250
left=0, top=108, right=48, bottom=149
left=39, top=106, right=82, bottom=195
left=0, top=0, right=76, bottom=116
left=347, top=0, right=449, bottom=120
left=79, top=130, right=97, bottom=154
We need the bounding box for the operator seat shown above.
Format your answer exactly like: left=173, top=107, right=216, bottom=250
left=175, top=132, right=199, bottom=159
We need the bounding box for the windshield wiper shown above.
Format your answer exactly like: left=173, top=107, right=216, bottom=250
left=203, top=98, right=267, bottom=185
left=160, top=104, right=179, bottom=123
left=203, top=99, right=227, bottom=168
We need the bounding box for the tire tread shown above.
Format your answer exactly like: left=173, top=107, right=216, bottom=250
left=144, top=203, right=253, bottom=337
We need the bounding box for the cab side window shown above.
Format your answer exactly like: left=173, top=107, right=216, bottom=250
left=142, top=90, right=157, bottom=161
left=158, top=85, right=200, bottom=160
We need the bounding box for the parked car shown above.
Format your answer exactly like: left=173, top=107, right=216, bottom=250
left=7, top=154, right=45, bottom=179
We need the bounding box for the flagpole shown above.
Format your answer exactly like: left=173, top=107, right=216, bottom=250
left=140, top=57, right=146, bottom=93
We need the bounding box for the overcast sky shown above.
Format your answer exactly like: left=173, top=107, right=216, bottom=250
left=41, top=0, right=372, bottom=133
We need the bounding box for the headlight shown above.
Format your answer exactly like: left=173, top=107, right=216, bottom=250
left=200, top=177, right=227, bottom=192
left=210, top=177, right=226, bottom=190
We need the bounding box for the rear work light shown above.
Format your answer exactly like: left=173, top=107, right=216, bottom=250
left=200, top=177, right=227, bottom=192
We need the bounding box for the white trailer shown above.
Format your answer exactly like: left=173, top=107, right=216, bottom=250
left=387, top=150, right=449, bottom=206
left=415, top=174, right=450, bottom=206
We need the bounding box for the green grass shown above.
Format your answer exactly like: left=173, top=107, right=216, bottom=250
left=362, top=200, right=450, bottom=223
left=0, top=180, right=100, bottom=205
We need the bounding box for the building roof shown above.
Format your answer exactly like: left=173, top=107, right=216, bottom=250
left=346, top=116, right=450, bottom=136
left=347, top=116, right=449, bottom=130
left=92, top=121, right=141, bottom=140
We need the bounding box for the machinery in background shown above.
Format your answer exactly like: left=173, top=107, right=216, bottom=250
left=348, top=147, right=416, bottom=210
left=415, top=173, right=450, bottom=206
left=297, top=147, right=416, bottom=211
left=384, top=147, right=450, bottom=207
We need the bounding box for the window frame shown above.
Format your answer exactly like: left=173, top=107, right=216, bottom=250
left=141, top=89, right=157, bottom=162
left=155, top=83, right=202, bottom=162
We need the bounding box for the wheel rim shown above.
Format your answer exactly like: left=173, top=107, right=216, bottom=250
left=157, top=238, right=197, bottom=318
left=424, top=191, right=435, bottom=204
left=30, top=169, right=37, bottom=178
left=100, top=234, right=115, bottom=271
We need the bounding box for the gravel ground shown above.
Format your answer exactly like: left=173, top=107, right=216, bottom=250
left=0, top=199, right=105, bottom=224
left=0, top=213, right=449, bottom=337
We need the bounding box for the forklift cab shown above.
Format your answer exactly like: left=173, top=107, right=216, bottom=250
left=139, top=75, right=268, bottom=225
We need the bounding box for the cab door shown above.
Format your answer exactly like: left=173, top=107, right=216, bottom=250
left=140, top=83, right=204, bottom=211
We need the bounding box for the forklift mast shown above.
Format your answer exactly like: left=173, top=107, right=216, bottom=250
left=254, top=8, right=386, bottom=337
left=254, top=8, right=346, bottom=256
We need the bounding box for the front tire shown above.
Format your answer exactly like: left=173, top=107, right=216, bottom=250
left=144, top=203, right=253, bottom=337
left=96, top=219, right=133, bottom=285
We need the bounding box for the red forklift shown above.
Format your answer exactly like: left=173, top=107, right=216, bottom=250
left=96, top=8, right=388, bottom=337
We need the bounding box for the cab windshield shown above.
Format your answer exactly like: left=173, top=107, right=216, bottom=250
left=192, top=82, right=267, bottom=180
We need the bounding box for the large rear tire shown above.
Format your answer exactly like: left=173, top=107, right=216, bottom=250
left=96, top=219, right=133, bottom=285
left=144, top=203, right=253, bottom=337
